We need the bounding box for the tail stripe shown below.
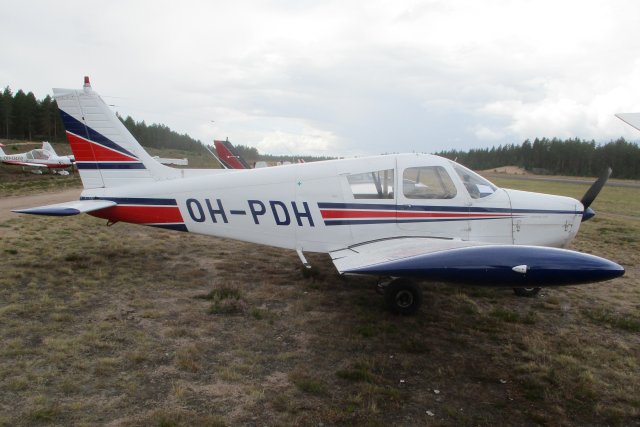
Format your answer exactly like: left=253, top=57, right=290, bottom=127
left=59, top=110, right=139, bottom=159
left=76, top=163, right=146, bottom=170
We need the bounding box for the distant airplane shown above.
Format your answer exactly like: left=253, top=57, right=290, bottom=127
left=213, top=139, right=305, bottom=169
left=213, top=139, right=251, bottom=169
left=14, top=77, right=625, bottom=314
left=0, top=141, right=75, bottom=172
left=152, top=156, right=188, bottom=166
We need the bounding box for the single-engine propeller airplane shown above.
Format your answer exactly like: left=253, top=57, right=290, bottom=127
left=0, top=141, right=75, bottom=172
left=13, top=77, right=625, bottom=314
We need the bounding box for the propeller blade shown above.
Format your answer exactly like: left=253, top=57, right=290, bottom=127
left=580, top=167, right=611, bottom=222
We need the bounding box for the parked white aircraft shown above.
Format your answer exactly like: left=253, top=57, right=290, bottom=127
left=14, top=78, right=625, bottom=314
left=0, top=141, right=75, bottom=172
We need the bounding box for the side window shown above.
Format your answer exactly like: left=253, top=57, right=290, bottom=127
left=451, top=163, right=497, bottom=199
left=403, top=166, right=457, bottom=199
left=347, top=169, right=394, bottom=199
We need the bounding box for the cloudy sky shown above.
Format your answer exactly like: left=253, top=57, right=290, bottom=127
left=2, top=0, right=639, bottom=156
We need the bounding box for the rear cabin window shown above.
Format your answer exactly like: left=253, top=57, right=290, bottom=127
left=403, top=166, right=457, bottom=199
left=347, top=169, right=394, bottom=199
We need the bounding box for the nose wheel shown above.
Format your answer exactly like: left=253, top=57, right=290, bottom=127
left=380, top=278, right=423, bottom=315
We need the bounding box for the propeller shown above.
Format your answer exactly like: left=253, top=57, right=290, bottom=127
left=580, top=167, right=612, bottom=222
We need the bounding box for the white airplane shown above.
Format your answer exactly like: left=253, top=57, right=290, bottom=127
left=14, top=78, right=625, bottom=314
left=0, top=141, right=75, bottom=172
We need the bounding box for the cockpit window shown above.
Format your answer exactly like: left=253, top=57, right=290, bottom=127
left=31, top=149, right=50, bottom=160
left=451, top=162, right=497, bottom=199
left=347, top=169, right=394, bottom=199
left=403, top=166, right=457, bottom=199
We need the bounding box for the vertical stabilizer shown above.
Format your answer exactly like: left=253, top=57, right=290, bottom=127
left=53, top=77, right=180, bottom=189
left=214, top=140, right=251, bottom=169
left=42, top=141, right=57, bottom=156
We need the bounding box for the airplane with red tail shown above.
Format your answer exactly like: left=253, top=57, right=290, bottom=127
left=214, top=139, right=251, bottom=169
left=13, top=77, right=625, bottom=314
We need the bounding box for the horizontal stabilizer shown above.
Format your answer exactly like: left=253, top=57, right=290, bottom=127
left=331, top=238, right=624, bottom=286
left=13, top=200, right=116, bottom=216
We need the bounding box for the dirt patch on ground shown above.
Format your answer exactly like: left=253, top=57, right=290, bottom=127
left=0, top=188, right=81, bottom=223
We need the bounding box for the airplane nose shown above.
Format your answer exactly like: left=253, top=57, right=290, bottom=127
left=580, top=168, right=611, bottom=222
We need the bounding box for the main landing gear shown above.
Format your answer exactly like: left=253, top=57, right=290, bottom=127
left=378, top=278, right=423, bottom=315
left=376, top=280, right=541, bottom=314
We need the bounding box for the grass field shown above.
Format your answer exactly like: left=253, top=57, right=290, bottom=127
left=0, top=175, right=638, bottom=426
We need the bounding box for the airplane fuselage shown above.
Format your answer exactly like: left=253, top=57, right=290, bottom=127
left=81, top=153, right=583, bottom=253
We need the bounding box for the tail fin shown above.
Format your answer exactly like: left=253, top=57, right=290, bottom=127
left=42, top=141, right=57, bottom=156
left=214, top=140, right=251, bottom=169
left=53, top=77, right=180, bottom=189
left=0, top=145, right=5, bottom=156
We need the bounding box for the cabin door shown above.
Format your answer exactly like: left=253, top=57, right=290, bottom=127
left=396, top=158, right=470, bottom=240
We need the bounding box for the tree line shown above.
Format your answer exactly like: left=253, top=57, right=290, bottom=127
left=231, top=144, right=334, bottom=163
left=436, top=137, right=640, bottom=179
left=0, top=85, right=205, bottom=153
left=3, top=85, right=640, bottom=177
left=118, top=114, right=206, bottom=153
left=0, top=87, right=64, bottom=141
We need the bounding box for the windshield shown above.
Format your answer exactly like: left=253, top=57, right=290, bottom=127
left=450, top=162, right=497, bottom=199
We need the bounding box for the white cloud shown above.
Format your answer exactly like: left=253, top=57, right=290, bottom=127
left=2, top=0, right=640, bottom=155
left=256, top=126, right=339, bottom=156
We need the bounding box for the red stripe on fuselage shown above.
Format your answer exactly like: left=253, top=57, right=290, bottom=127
left=90, top=205, right=183, bottom=224
left=1, top=160, right=69, bottom=168
left=320, top=209, right=512, bottom=219
left=66, top=132, right=138, bottom=162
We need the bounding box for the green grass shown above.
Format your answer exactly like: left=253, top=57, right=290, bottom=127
left=289, top=371, right=328, bottom=395
left=583, top=308, right=640, bottom=332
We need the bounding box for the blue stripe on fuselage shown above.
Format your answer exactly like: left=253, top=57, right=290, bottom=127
left=317, top=202, right=579, bottom=216
left=76, top=162, right=146, bottom=170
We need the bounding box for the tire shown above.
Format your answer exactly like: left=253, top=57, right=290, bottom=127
left=384, top=279, right=422, bottom=315
left=513, top=287, right=541, bottom=297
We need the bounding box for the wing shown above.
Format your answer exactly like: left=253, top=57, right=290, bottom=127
left=13, top=200, right=116, bottom=216
left=3, top=160, right=49, bottom=167
left=330, top=237, right=624, bottom=287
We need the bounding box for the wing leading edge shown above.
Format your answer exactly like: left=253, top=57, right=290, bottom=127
left=330, top=237, right=624, bottom=287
